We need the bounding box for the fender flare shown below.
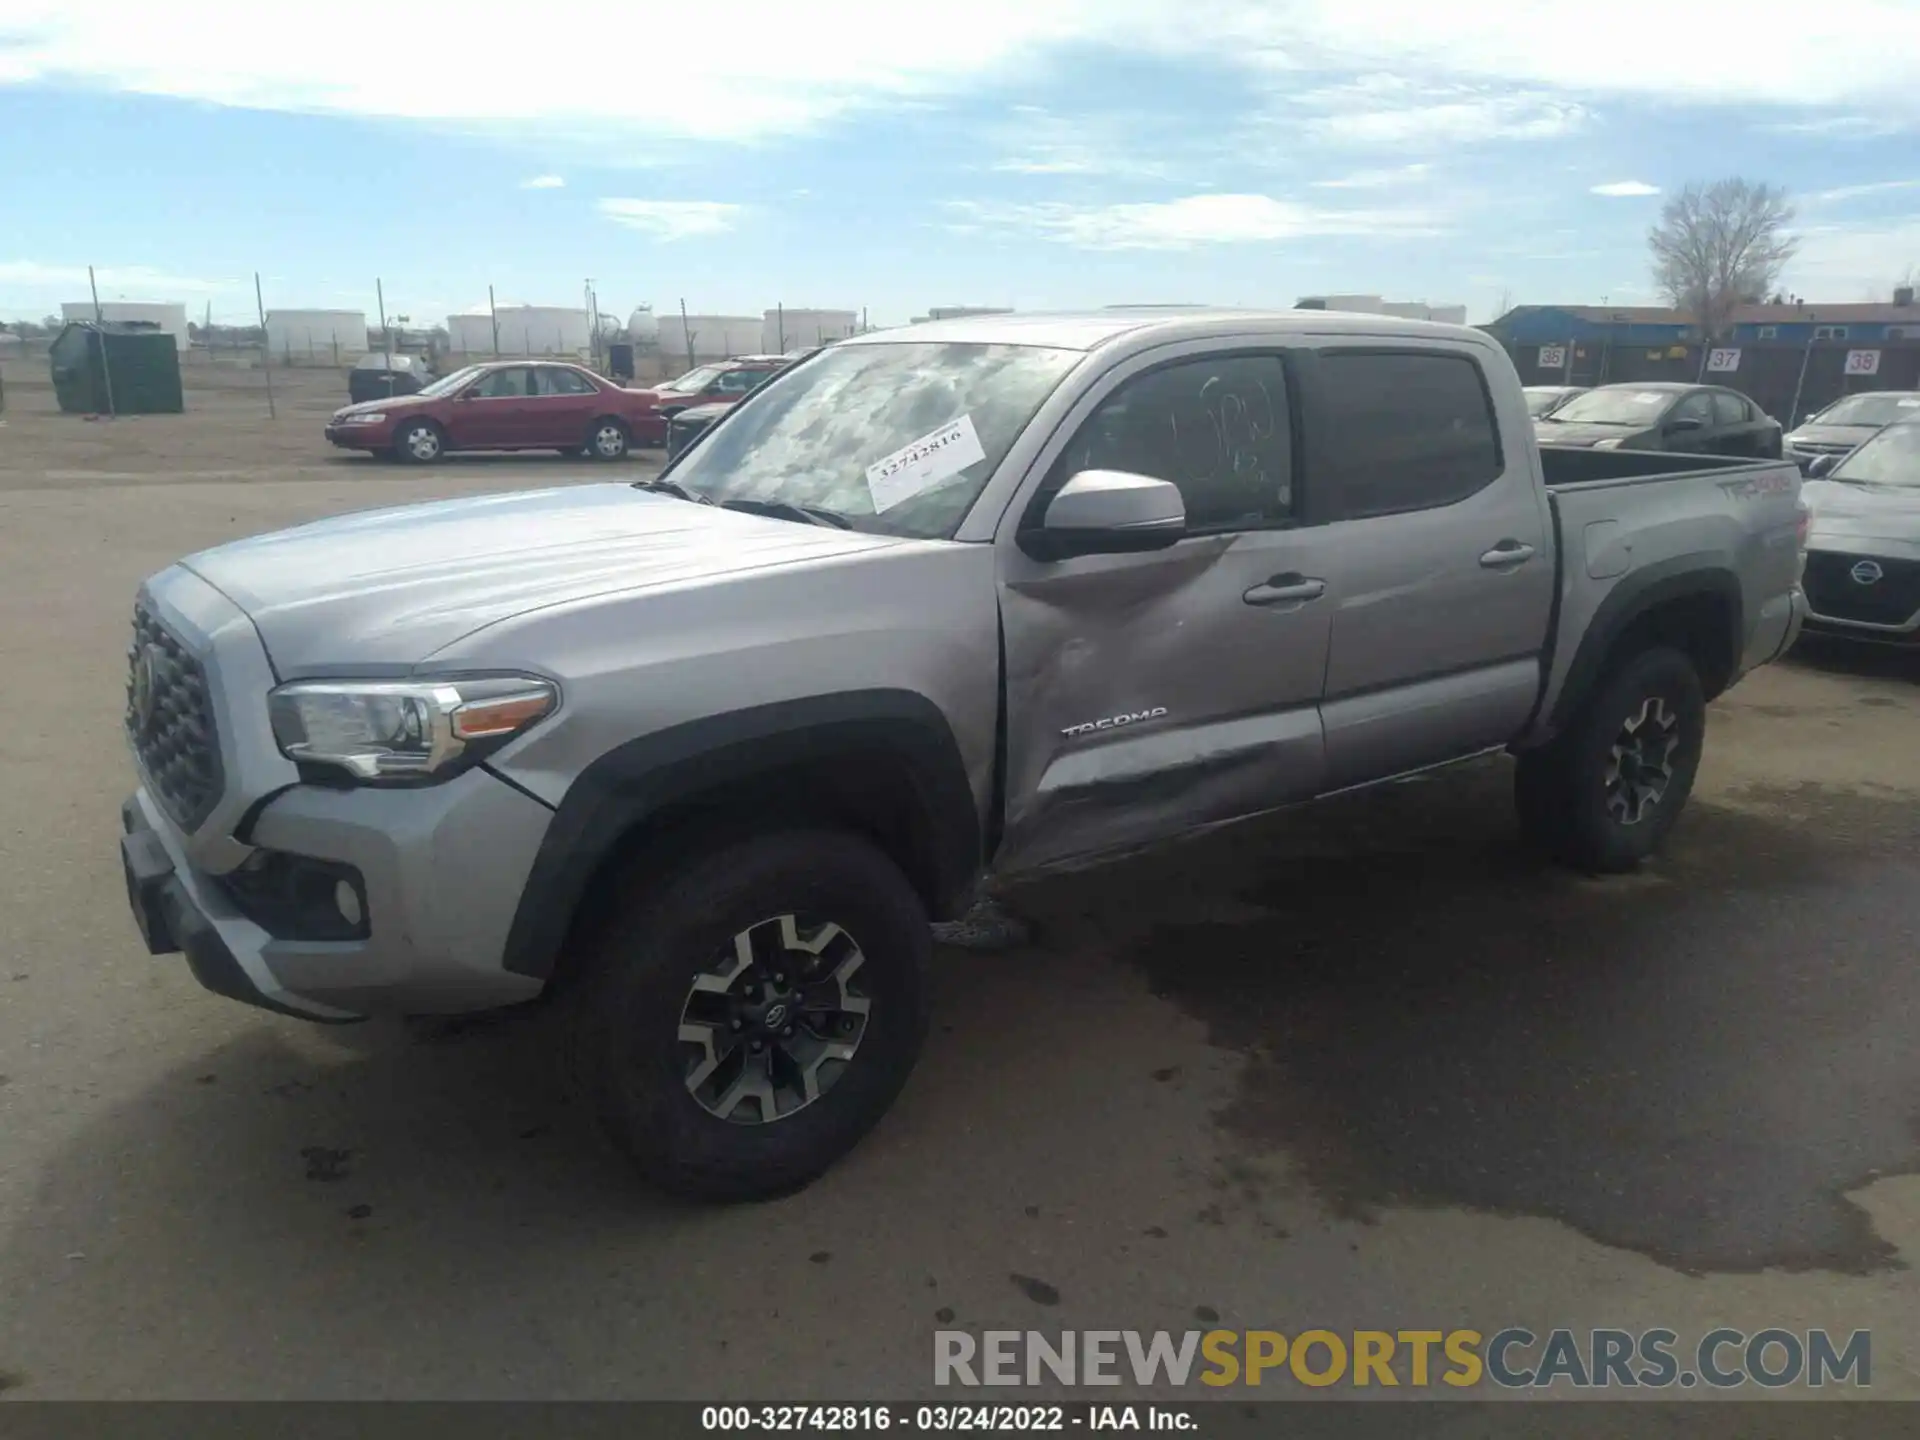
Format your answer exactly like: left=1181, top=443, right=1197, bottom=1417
left=1547, top=555, right=1744, bottom=733
left=499, top=689, right=981, bottom=980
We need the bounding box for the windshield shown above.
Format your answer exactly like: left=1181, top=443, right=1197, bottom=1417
left=416, top=365, right=485, bottom=398
left=1829, top=422, right=1920, bottom=487
left=1545, top=388, right=1675, bottom=425
left=659, top=364, right=724, bottom=394
left=1807, top=394, right=1920, bottom=429
left=664, top=341, right=1081, bottom=538
left=1525, top=388, right=1571, bottom=417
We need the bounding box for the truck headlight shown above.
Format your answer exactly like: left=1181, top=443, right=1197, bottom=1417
left=268, top=676, right=557, bottom=782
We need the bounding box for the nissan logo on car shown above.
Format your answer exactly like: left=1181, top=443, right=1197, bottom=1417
left=1850, top=560, right=1884, bottom=586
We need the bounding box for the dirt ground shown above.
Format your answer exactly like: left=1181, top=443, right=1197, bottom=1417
left=2, top=376, right=1918, bottom=1404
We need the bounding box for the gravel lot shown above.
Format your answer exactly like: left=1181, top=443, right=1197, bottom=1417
left=2, top=366, right=1917, bottom=1402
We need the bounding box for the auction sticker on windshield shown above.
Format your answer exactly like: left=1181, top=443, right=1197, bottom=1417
left=866, top=415, right=987, bottom=512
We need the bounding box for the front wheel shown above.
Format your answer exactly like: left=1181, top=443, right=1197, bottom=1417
left=1515, top=645, right=1706, bottom=873
left=569, top=829, right=931, bottom=1202
left=394, top=420, right=444, bottom=464
left=586, top=417, right=630, bottom=461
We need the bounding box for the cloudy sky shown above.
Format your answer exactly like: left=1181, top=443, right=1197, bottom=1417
left=3, top=0, right=1919, bottom=327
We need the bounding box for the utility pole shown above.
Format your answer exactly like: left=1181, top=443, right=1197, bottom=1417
left=488, top=285, right=501, bottom=358
left=254, top=272, right=276, bottom=419
left=1788, top=314, right=1818, bottom=429
left=88, top=264, right=117, bottom=419
left=376, top=278, right=390, bottom=360
left=679, top=297, right=695, bottom=373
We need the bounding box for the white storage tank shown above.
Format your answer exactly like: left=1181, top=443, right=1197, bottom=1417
left=60, top=301, right=189, bottom=349
left=446, top=305, right=591, bottom=357
left=627, top=306, right=660, bottom=345
left=762, top=308, right=858, bottom=352
left=264, top=309, right=369, bottom=364
left=654, top=314, right=763, bottom=364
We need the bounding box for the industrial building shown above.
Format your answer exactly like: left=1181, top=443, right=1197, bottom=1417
left=761, top=308, right=859, bottom=352
left=446, top=305, right=592, bottom=358
left=264, top=309, right=368, bottom=365
left=58, top=301, right=188, bottom=349
left=1489, top=290, right=1920, bottom=346
left=654, top=314, right=763, bottom=366
left=1296, top=294, right=1468, bottom=325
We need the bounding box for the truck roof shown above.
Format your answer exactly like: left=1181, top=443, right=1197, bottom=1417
left=841, top=307, right=1489, bottom=353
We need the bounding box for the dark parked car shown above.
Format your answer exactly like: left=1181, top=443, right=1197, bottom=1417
left=325, top=360, right=655, bottom=463
left=1535, top=382, right=1782, bottom=457
left=623, top=356, right=792, bottom=446
left=1784, top=390, right=1920, bottom=472
left=347, top=352, right=433, bottom=405
left=1799, top=420, right=1920, bottom=647
left=662, top=347, right=831, bottom=461
left=1523, top=384, right=1587, bottom=419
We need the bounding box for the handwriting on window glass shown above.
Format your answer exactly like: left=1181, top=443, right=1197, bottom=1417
left=1168, top=375, right=1284, bottom=509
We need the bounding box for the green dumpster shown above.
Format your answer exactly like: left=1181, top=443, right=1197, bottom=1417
left=49, top=323, right=185, bottom=415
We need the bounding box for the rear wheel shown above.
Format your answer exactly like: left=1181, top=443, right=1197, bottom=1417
left=568, top=829, right=930, bottom=1202
left=394, top=420, right=444, bottom=464
left=586, top=417, right=630, bottom=461
left=1515, top=645, right=1706, bottom=873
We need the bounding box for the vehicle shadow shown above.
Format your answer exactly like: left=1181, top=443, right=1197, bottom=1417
left=1001, top=756, right=1920, bottom=1276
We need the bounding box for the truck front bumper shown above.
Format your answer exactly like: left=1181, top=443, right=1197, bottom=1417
left=122, top=774, right=554, bottom=1022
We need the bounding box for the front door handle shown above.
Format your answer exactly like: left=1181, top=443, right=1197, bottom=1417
left=1479, top=541, right=1536, bottom=570
left=1244, top=573, right=1327, bottom=606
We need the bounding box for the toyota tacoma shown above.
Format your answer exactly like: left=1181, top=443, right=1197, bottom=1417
left=119, top=309, right=1809, bottom=1200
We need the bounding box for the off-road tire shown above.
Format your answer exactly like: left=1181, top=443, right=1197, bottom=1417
left=568, top=829, right=931, bottom=1202
left=1515, top=645, right=1706, bottom=873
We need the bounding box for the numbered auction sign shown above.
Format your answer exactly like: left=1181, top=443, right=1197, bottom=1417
left=1844, top=350, right=1881, bottom=376
left=1707, top=348, right=1741, bottom=373
left=1538, top=346, right=1567, bottom=370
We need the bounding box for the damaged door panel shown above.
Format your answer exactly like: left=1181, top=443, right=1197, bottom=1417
left=992, top=347, right=1331, bottom=874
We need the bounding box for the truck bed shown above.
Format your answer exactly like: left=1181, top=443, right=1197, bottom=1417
left=1521, top=446, right=1804, bottom=749
left=1538, top=444, right=1783, bottom=490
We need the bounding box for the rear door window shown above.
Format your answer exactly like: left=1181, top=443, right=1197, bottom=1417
left=1710, top=391, right=1747, bottom=427
left=1314, top=350, right=1503, bottom=518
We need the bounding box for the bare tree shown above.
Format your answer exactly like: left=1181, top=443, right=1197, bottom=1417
left=1648, top=179, right=1798, bottom=340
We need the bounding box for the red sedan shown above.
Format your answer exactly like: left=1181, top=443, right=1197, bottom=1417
left=622, top=356, right=790, bottom=446
left=324, top=360, right=655, bottom=464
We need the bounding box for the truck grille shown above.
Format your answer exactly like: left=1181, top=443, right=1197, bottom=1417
left=126, top=604, right=224, bottom=831
left=1803, top=551, right=1920, bottom=627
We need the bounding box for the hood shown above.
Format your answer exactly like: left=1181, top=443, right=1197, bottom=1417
left=1786, top=423, right=1878, bottom=449
left=676, top=401, right=733, bottom=422
left=333, top=393, right=434, bottom=419
left=179, top=484, right=906, bottom=670
left=1534, top=421, right=1658, bottom=449
left=1802, top=479, right=1920, bottom=556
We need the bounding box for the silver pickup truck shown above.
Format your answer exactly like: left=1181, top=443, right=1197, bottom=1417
left=118, top=309, right=1808, bottom=1199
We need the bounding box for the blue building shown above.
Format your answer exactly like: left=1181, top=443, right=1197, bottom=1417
left=1490, top=292, right=1920, bottom=347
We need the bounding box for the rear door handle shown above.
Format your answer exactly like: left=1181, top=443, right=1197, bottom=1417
left=1243, top=573, right=1327, bottom=606
left=1479, top=541, right=1536, bottom=570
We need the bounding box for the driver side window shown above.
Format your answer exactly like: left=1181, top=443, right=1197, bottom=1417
left=472, top=367, right=532, bottom=399
left=1040, top=354, right=1294, bottom=532
left=1670, top=392, right=1713, bottom=428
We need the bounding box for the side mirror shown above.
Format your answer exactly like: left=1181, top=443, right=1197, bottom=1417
left=1807, top=454, right=1837, bottom=479
left=1024, top=470, right=1186, bottom=561
left=1667, top=416, right=1703, bottom=433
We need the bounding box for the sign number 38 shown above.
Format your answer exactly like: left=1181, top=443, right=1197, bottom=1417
left=1844, top=350, right=1881, bottom=376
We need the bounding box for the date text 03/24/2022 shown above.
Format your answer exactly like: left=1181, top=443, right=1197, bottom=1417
left=701, top=1405, right=1194, bottom=1432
